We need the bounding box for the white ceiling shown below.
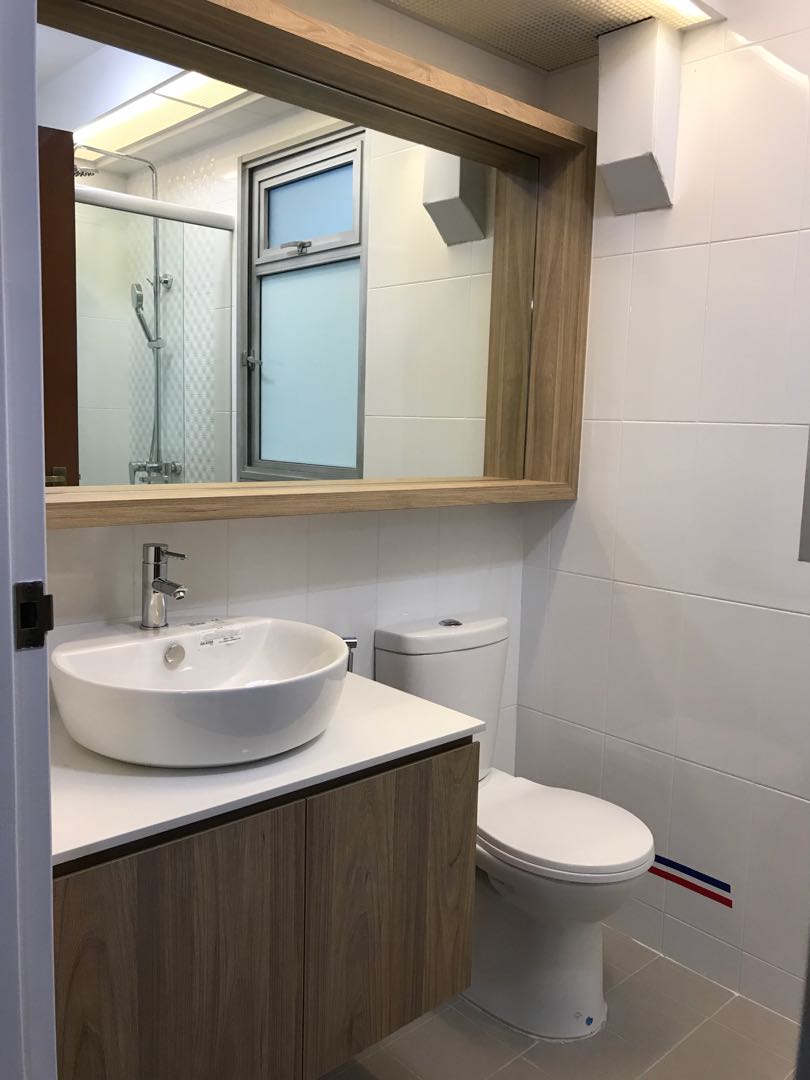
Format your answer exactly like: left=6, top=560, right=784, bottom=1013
left=36, top=25, right=103, bottom=88
left=373, top=0, right=715, bottom=70
left=35, top=25, right=308, bottom=173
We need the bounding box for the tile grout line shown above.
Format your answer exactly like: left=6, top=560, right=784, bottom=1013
left=633, top=996, right=736, bottom=1079
left=606, top=950, right=660, bottom=992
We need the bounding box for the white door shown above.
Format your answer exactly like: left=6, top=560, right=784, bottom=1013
left=0, top=1, right=58, bottom=1077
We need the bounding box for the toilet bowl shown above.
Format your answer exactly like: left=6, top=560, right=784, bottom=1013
left=374, top=614, right=655, bottom=1041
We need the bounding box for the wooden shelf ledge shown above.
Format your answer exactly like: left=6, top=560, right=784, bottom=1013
left=45, top=479, right=575, bottom=529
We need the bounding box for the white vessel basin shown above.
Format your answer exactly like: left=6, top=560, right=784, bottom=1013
left=50, top=617, right=348, bottom=767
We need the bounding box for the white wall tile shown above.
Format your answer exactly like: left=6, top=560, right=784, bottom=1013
left=524, top=505, right=554, bottom=569
left=515, top=707, right=603, bottom=796
left=613, top=422, right=696, bottom=593
left=602, top=735, right=673, bottom=908
left=75, top=218, right=131, bottom=320
left=363, top=416, right=485, bottom=479
left=634, top=58, right=719, bottom=251
left=377, top=508, right=440, bottom=626
left=606, top=584, right=683, bottom=754
left=518, top=565, right=548, bottom=716
left=666, top=761, right=752, bottom=946
left=740, top=954, right=806, bottom=1024
left=47, top=527, right=135, bottom=625
left=365, top=277, right=485, bottom=419
left=681, top=23, right=726, bottom=64
left=722, top=1, right=810, bottom=46
left=549, top=421, right=621, bottom=579
left=367, top=146, right=472, bottom=288
left=583, top=256, right=631, bottom=420
left=519, top=571, right=612, bottom=731
left=701, top=234, right=808, bottom=424
left=602, top=737, right=673, bottom=858
left=592, top=174, right=635, bottom=259
left=663, top=916, right=741, bottom=991
left=685, top=424, right=810, bottom=611
left=492, top=705, right=517, bottom=775
left=438, top=504, right=524, bottom=571
left=624, top=246, right=709, bottom=422
left=606, top=897, right=664, bottom=951
left=227, top=517, right=308, bottom=620
left=755, top=609, right=810, bottom=799
left=711, top=42, right=808, bottom=241
left=77, top=317, right=131, bottom=411
left=307, top=512, right=379, bottom=592
left=307, top=583, right=378, bottom=678
left=366, top=130, right=416, bottom=159
left=78, top=408, right=132, bottom=486
left=676, top=596, right=763, bottom=781
left=744, top=785, right=810, bottom=976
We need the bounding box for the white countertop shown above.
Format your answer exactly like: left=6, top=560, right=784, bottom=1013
left=51, top=672, right=483, bottom=866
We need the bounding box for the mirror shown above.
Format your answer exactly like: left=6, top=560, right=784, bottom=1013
left=37, top=26, right=499, bottom=486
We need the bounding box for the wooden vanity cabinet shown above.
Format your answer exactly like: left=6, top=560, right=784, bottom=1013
left=304, top=743, right=479, bottom=1078
left=53, top=741, right=479, bottom=1080
left=53, top=800, right=306, bottom=1080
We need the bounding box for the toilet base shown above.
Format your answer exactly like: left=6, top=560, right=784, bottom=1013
left=466, top=871, right=608, bottom=1040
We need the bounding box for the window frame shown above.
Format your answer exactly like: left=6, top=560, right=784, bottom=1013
left=238, top=126, right=367, bottom=482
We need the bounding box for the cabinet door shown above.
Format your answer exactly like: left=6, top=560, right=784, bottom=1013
left=54, top=800, right=305, bottom=1080
left=304, top=742, right=479, bottom=1079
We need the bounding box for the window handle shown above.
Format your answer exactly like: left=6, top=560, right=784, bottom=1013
left=280, top=240, right=312, bottom=255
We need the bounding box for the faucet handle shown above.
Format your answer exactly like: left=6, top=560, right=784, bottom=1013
left=142, top=542, right=189, bottom=563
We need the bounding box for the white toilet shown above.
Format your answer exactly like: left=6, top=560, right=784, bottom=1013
left=374, top=614, right=654, bottom=1041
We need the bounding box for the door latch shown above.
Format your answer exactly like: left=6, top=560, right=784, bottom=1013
left=241, top=351, right=262, bottom=370
left=14, top=581, right=54, bottom=650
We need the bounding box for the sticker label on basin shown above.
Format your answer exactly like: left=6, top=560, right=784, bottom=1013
left=199, top=628, right=243, bottom=648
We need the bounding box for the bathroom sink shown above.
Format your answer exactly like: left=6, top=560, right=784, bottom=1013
left=50, top=617, right=348, bottom=767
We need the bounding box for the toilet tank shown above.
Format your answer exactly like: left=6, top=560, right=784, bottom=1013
left=375, top=615, right=509, bottom=778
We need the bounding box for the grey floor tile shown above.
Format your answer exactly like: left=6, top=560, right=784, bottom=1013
left=361, top=1009, right=441, bottom=1057
left=389, top=1005, right=527, bottom=1080
left=329, top=1050, right=422, bottom=1080
left=454, top=997, right=538, bottom=1054
left=715, top=996, right=800, bottom=1064
left=641, top=1019, right=794, bottom=1080
left=604, top=967, right=708, bottom=1059
left=603, top=926, right=659, bottom=991
left=526, top=1028, right=658, bottom=1080
left=489, top=1056, right=549, bottom=1079
left=622, top=956, right=733, bottom=1017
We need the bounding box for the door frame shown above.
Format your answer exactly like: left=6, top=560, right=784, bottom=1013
left=0, top=2, right=57, bottom=1079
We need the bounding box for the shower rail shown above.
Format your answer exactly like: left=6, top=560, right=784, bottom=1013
left=73, top=185, right=235, bottom=231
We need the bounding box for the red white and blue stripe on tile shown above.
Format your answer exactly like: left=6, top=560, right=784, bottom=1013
left=648, top=855, right=733, bottom=909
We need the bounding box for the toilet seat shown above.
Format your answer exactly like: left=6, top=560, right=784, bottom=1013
left=477, top=770, right=655, bottom=885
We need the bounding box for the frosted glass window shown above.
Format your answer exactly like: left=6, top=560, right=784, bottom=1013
left=260, top=260, right=360, bottom=467
left=267, top=162, right=354, bottom=249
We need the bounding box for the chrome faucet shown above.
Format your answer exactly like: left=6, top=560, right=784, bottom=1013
left=141, top=542, right=188, bottom=629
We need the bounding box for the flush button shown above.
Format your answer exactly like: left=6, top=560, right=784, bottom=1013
left=164, top=643, right=185, bottom=668
left=439, top=618, right=463, bottom=627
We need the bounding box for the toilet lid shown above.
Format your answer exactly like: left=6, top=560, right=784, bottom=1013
left=477, top=770, right=655, bottom=884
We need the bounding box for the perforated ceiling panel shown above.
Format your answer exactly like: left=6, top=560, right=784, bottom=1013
left=375, top=0, right=710, bottom=70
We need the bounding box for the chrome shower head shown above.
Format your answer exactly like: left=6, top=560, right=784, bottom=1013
left=131, top=282, right=144, bottom=312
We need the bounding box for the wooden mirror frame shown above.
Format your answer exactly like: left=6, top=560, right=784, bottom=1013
left=39, top=0, right=596, bottom=529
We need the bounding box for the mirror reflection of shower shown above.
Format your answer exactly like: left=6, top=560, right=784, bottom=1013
left=74, top=143, right=182, bottom=485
